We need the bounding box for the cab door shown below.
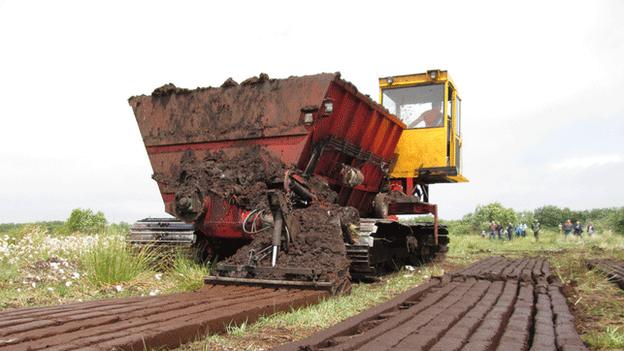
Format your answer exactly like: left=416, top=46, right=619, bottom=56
left=448, top=93, right=467, bottom=182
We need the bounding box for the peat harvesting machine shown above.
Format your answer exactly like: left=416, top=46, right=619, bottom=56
left=128, top=70, right=467, bottom=294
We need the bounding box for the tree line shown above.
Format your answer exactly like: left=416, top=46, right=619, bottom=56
left=0, top=208, right=129, bottom=236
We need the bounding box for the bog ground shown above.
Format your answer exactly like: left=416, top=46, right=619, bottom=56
left=1, top=227, right=623, bottom=350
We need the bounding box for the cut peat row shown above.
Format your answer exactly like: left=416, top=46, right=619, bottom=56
left=273, top=257, right=588, bottom=351
left=587, top=259, right=624, bottom=290
left=451, top=256, right=552, bottom=282
left=0, top=285, right=327, bottom=350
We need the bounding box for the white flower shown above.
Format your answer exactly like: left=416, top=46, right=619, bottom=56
left=16, top=288, right=21, bottom=292
left=154, top=273, right=162, bottom=281
left=404, top=265, right=415, bottom=272
left=47, top=287, right=54, bottom=292
left=71, top=272, right=80, bottom=279
left=59, top=268, right=65, bottom=274
left=50, top=262, right=60, bottom=270
left=149, top=289, right=160, bottom=296
left=65, top=281, right=73, bottom=287
left=115, top=285, right=123, bottom=292
left=31, top=282, right=37, bottom=288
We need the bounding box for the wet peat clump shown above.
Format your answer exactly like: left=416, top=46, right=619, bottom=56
left=167, top=146, right=356, bottom=290
left=223, top=201, right=352, bottom=287
left=166, top=146, right=286, bottom=215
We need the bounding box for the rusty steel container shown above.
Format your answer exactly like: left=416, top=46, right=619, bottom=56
left=129, top=73, right=405, bottom=239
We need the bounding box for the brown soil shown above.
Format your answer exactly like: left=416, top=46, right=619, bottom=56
left=129, top=73, right=336, bottom=147
left=0, top=285, right=326, bottom=351
left=223, top=202, right=351, bottom=284
left=168, top=146, right=286, bottom=212
left=273, top=257, right=589, bottom=351
left=161, top=146, right=355, bottom=288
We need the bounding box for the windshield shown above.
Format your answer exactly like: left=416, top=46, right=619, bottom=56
left=382, top=84, right=444, bottom=129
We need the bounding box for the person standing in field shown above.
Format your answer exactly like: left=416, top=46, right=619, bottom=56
left=573, top=221, right=583, bottom=237
left=489, top=221, right=497, bottom=239
left=521, top=223, right=528, bottom=237
left=562, top=220, right=573, bottom=238
left=515, top=224, right=523, bottom=237
left=587, top=222, right=595, bottom=237
left=532, top=220, right=541, bottom=241
left=506, top=223, right=514, bottom=240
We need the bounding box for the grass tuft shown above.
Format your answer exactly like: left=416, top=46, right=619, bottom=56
left=584, top=326, right=624, bottom=349
left=171, top=253, right=210, bottom=291
left=82, top=236, right=155, bottom=286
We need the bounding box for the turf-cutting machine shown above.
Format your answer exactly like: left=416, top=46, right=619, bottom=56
left=128, top=71, right=467, bottom=294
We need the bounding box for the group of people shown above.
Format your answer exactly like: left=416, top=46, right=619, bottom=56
left=483, top=220, right=542, bottom=241
left=481, top=219, right=597, bottom=241
left=560, top=219, right=595, bottom=238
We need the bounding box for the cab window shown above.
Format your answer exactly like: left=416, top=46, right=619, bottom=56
left=382, top=84, right=444, bottom=129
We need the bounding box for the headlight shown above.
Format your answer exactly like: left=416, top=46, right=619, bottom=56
left=427, top=70, right=439, bottom=80
left=304, top=112, right=314, bottom=124
left=324, top=101, right=333, bottom=114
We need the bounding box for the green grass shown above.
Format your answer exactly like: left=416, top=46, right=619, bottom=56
left=586, top=326, right=624, bottom=349
left=0, top=227, right=216, bottom=310
left=171, top=253, right=211, bottom=291
left=82, top=237, right=157, bottom=287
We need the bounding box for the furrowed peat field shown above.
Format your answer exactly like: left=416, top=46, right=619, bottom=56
left=1, top=228, right=623, bottom=350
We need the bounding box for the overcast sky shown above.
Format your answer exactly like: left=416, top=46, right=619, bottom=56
left=1, top=0, right=623, bottom=223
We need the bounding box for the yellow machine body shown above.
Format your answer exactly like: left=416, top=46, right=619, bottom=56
left=379, top=70, right=467, bottom=184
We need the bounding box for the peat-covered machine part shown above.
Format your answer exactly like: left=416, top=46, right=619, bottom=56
left=128, top=71, right=467, bottom=294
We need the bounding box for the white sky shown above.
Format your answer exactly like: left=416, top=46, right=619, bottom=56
left=1, top=0, right=623, bottom=223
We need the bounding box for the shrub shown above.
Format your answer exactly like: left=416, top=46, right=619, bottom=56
left=65, top=208, right=107, bottom=234
left=447, top=220, right=473, bottom=235
left=470, top=202, right=517, bottom=231
left=534, top=205, right=565, bottom=227
left=610, top=208, right=624, bottom=234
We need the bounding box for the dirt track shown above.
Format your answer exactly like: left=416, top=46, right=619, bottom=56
left=0, top=285, right=326, bottom=350
left=273, top=257, right=588, bottom=351
left=587, top=259, right=624, bottom=289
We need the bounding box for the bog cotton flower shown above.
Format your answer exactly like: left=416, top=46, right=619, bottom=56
left=65, top=281, right=73, bottom=287
left=115, top=285, right=123, bottom=292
